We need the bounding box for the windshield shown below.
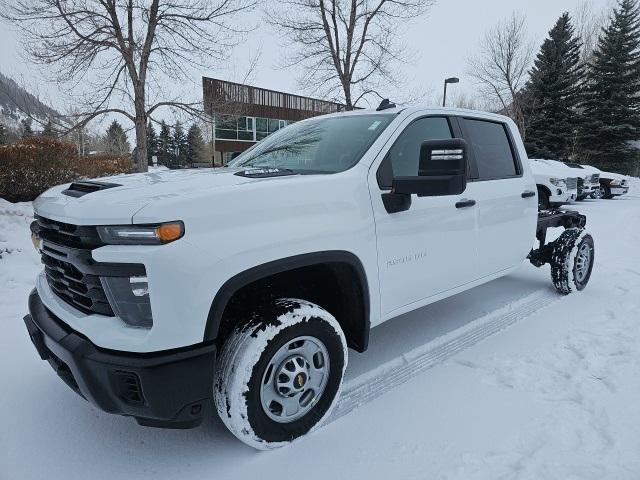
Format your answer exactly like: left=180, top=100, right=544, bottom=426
left=564, top=162, right=584, bottom=169
left=229, top=114, right=395, bottom=173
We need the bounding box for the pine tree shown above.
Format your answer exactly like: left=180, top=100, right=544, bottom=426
left=524, top=13, right=584, bottom=160
left=104, top=120, right=131, bottom=154
left=19, top=118, right=33, bottom=138
left=42, top=118, right=56, bottom=137
left=577, top=0, right=640, bottom=173
left=186, top=123, right=205, bottom=165
left=173, top=121, right=188, bottom=167
left=0, top=123, right=7, bottom=145
left=146, top=121, right=158, bottom=165
left=157, top=121, right=173, bottom=167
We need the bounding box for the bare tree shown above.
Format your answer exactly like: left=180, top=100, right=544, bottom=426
left=467, top=13, right=534, bottom=135
left=573, top=0, right=608, bottom=64
left=2, top=0, right=254, bottom=172
left=267, top=0, right=433, bottom=110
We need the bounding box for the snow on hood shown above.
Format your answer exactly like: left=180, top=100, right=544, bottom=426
left=529, top=159, right=571, bottom=177
left=33, top=167, right=281, bottom=225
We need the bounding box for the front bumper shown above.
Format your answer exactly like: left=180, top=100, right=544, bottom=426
left=610, top=186, right=629, bottom=196
left=24, top=289, right=216, bottom=429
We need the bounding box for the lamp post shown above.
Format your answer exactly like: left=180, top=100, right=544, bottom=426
left=442, top=77, right=460, bottom=107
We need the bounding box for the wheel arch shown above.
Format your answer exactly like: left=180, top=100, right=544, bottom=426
left=204, top=251, right=371, bottom=352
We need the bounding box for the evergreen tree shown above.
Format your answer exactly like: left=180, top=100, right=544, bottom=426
left=577, top=0, right=640, bottom=173
left=157, top=121, right=173, bottom=167
left=173, top=121, right=188, bottom=167
left=524, top=13, right=584, bottom=160
left=0, top=123, right=7, bottom=145
left=42, top=118, right=56, bottom=137
left=104, top=120, right=131, bottom=154
left=186, top=123, right=205, bottom=165
left=146, top=121, right=158, bottom=165
left=19, top=118, right=33, bottom=138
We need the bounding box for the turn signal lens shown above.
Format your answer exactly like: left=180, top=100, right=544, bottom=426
left=156, top=222, right=184, bottom=243
left=31, top=232, right=42, bottom=252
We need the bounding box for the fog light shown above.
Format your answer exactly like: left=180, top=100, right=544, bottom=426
left=101, top=276, right=153, bottom=328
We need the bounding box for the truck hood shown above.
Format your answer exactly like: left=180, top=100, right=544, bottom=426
left=33, top=167, right=265, bottom=225
left=529, top=160, right=569, bottom=177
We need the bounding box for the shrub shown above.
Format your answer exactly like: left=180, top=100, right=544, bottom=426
left=0, top=137, right=134, bottom=202
left=73, top=154, right=135, bottom=179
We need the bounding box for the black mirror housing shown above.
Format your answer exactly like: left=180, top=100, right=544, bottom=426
left=393, top=138, right=468, bottom=197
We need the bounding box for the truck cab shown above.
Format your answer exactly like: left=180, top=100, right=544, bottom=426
left=23, top=105, right=594, bottom=449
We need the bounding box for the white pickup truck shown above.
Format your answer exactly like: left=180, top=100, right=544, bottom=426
left=24, top=104, right=595, bottom=449
left=529, top=158, right=578, bottom=209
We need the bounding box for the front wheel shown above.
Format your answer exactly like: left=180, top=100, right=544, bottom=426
left=214, top=299, right=347, bottom=449
left=550, top=229, right=595, bottom=295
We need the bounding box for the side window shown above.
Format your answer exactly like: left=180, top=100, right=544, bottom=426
left=378, top=117, right=453, bottom=188
left=463, top=119, right=518, bottom=180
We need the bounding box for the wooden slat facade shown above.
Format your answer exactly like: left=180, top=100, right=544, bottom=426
left=202, top=77, right=345, bottom=122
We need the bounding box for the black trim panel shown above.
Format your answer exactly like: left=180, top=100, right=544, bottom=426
left=25, top=290, right=216, bottom=429
left=203, top=251, right=371, bottom=350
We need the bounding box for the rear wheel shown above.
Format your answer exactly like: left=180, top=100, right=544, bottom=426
left=537, top=187, right=550, bottom=210
left=550, top=229, right=594, bottom=295
left=214, top=298, right=347, bottom=449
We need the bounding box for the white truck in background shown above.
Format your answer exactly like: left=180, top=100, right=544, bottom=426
left=529, top=158, right=578, bottom=209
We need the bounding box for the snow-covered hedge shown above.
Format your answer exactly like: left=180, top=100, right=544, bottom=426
left=0, top=137, right=134, bottom=202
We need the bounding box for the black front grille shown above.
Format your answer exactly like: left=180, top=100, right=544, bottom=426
left=42, top=253, right=114, bottom=316
left=34, top=216, right=113, bottom=316
left=34, top=215, right=103, bottom=249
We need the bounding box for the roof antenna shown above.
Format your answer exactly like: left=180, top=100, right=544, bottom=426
left=376, top=98, right=396, bottom=111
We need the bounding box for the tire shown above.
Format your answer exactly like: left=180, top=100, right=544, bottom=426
left=550, top=229, right=595, bottom=295
left=214, top=298, right=347, bottom=450
left=537, top=187, right=550, bottom=210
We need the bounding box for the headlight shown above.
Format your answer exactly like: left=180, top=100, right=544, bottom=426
left=609, top=179, right=621, bottom=186
left=97, top=221, right=184, bottom=245
left=101, top=275, right=152, bottom=328
left=549, top=177, right=565, bottom=187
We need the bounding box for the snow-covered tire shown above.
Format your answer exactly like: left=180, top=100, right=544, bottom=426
left=214, top=298, right=347, bottom=450
left=550, top=228, right=594, bottom=295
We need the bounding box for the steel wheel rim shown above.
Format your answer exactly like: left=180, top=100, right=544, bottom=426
left=575, top=242, right=592, bottom=283
left=260, top=335, right=330, bottom=423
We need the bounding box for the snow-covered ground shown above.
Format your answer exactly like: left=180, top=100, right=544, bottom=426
left=1, top=183, right=640, bottom=479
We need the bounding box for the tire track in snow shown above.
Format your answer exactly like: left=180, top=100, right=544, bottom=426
left=328, top=289, right=561, bottom=423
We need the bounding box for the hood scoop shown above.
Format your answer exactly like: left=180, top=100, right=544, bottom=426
left=62, top=181, right=121, bottom=198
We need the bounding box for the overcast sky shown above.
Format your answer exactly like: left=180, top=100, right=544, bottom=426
left=0, top=0, right=614, bottom=122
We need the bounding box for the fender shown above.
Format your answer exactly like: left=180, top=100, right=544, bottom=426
left=203, top=251, right=371, bottom=351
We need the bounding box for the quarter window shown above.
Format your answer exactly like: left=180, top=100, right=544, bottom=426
left=462, top=119, right=518, bottom=180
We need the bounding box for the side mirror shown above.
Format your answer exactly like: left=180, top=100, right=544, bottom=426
left=392, top=138, right=468, bottom=197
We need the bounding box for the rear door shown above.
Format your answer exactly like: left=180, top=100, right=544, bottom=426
left=458, top=117, right=535, bottom=277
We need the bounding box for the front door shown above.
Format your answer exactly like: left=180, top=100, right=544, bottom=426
left=370, top=115, right=478, bottom=318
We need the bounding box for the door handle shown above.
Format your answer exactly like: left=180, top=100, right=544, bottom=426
left=455, top=199, right=476, bottom=208
left=521, top=190, right=536, bottom=198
